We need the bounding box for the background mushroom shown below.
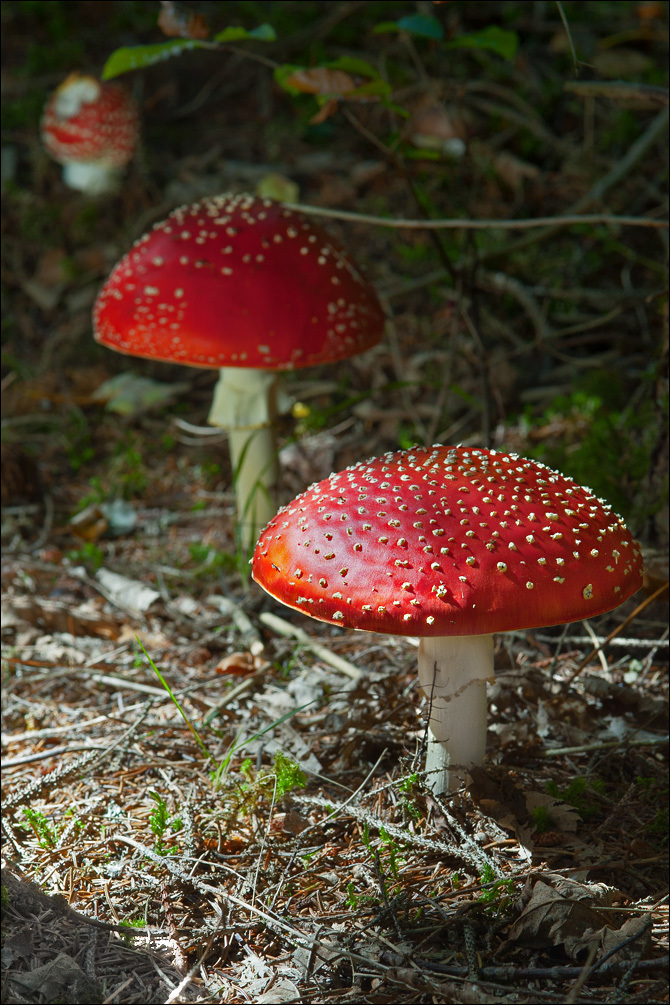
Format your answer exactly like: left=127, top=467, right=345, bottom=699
left=252, top=444, right=644, bottom=793
left=41, top=72, right=139, bottom=195
left=93, top=193, right=385, bottom=549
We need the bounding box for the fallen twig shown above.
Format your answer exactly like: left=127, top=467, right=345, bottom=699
left=379, top=950, right=669, bottom=983
left=259, top=610, right=362, bottom=679
left=281, top=205, right=666, bottom=231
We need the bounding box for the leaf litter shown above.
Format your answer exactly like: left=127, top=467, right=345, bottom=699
left=2, top=1, right=669, bottom=1002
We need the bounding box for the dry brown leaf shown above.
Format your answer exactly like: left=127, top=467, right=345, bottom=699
left=215, top=651, right=270, bottom=676
left=158, top=1, right=209, bottom=39
left=283, top=68, right=359, bottom=98
left=69, top=503, right=109, bottom=542
left=309, top=97, right=339, bottom=124
left=8, top=595, right=120, bottom=640
left=508, top=876, right=621, bottom=957
left=525, top=792, right=581, bottom=833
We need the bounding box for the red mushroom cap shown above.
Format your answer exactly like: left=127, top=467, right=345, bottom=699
left=252, top=445, right=644, bottom=638
left=41, top=73, right=139, bottom=167
left=92, top=193, right=385, bottom=369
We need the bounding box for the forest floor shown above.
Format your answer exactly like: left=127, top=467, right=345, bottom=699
left=1, top=3, right=668, bottom=1003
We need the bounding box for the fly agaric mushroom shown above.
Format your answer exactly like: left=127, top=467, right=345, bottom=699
left=41, top=73, right=139, bottom=195
left=252, top=445, right=644, bottom=793
left=93, top=193, right=385, bottom=548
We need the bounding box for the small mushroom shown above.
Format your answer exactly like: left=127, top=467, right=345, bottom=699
left=41, top=73, right=139, bottom=195
left=93, top=193, right=385, bottom=548
left=252, top=445, right=644, bottom=793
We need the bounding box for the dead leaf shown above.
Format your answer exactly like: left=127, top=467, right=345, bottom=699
left=0, top=926, right=34, bottom=965
left=9, top=952, right=100, bottom=1001
left=563, top=913, right=651, bottom=961
left=158, top=1, right=209, bottom=39
left=310, top=97, right=339, bottom=124
left=636, top=2, right=665, bottom=20
left=96, top=568, right=161, bottom=614
left=69, top=503, right=109, bottom=542
left=256, top=978, right=301, bottom=1003
left=71, top=498, right=135, bottom=541
left=525, top=792, right=581, bottom=834
left=91, top=372, right=190, bottom=417
left=283, top=67, right=359, bottom=98
left=508, top=876, right=621, bottom=957
left=8, top=595, right=120, bottom=640
left=282, top=808, right=308, bottom=835
left=600, top=915, right=652, bottom=962
left=215, top=651, right=269, bottom=676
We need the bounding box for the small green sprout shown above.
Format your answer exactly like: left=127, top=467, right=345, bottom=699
left=21, top=807, right=57, bottom=848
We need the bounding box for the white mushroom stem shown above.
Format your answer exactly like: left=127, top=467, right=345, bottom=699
left=62, top=160, right=122, bottom=196
left=208, top=367, right=289, bottom=551
left=418, top=634, right=493, bottom=794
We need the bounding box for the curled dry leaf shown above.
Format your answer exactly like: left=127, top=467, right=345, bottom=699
left=215, top=651, right=270, bottom=676
left=283, top=67, right=361, bottom=98
left=507, top=876, right=626, bottom=959
left=7, top=595, right=120, bottom=640
left=282, top=67, right=382, bottom=122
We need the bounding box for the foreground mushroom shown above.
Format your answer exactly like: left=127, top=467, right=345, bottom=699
left=252, top=445, right=644, bottom=793
left=93, top=193, right=385, bottom=548
left=41, top=73, right=139, bottom=195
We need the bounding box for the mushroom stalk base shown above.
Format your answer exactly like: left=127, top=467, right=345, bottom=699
left=62, top=160, right=121, bottom=195
left=418, top=634, right=493, bottom=795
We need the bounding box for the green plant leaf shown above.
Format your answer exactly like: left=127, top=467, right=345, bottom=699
left=376, top=15, right=444, bottom=40
left=380, top=97, right=410, bottom=117
left=404, top=147, right=442, bottom=160
left=103, top=24, right=275, bottom=80
left=102, top=40, right=202, bottom=79
left=274, top=63, right=304, bottom=95
left=396, top=15, right=444, bottom=40
left=446, top=25, right=519, bottom=61
left=373, top=21, right=400, bottom=35
left=325, top=56, right=381, bottom=79
left=137, top=637, right=212, bottom=760
left=344, top=78, right=392, bottom=99
left=214, top=23, right=276, bottom=43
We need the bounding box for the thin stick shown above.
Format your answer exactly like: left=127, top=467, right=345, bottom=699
left=259, top=610, right=362, bottom=679
left=566, top=581, right=669, bottom=683
left=565, top=80, right=669, bottom=106
left=281, top=205, right=666, bottom=231
left=541, top=735, right=668, bottom=757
